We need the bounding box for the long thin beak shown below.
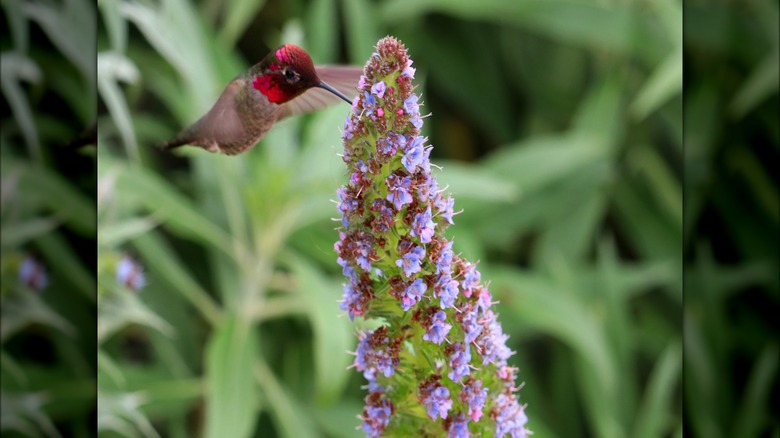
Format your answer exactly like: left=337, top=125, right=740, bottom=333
left=318, top=81, right=352, bottom=104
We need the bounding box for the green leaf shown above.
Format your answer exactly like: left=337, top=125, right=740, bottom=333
left=253, top=359, right=319, bottom=438
left=306, top=0, right=338, bottom=62
left=632, top=340, right=682, bottom=438
left=204, top=315, right=259, bottom=438
left=492, top=267, right=617, bottom=400
left=380, top=0, right=669, bottom=64
left=219, top=0, right=267, bottom=47
left=1, top=217, right=61, bottom=248
left=99, top=217, right=159, bottom=248
left=0, top=52, right=42, bottom=161
left=116, top=165, right=237, bottom=259
left=23, top=0, right=95, bottom=82
left=285, top=252, right=353, bottom=405
left=631, top=46, right=683, bottom=121
left=16, top=165, right=94, bottom=235
left=98, top=52, right=141, bottom=161
left=131, top=232, right=222, bottom=327
left=484, top=133, right=607, bottom=194
left=342, top=0, right=379, bottom=63
left=729, top=50, right=780, bottom=119
left=434, top=160, right=518, bottom=202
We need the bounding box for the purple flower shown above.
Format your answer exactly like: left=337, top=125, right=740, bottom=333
left=371, top=81, right=387, bottom=98
left=435, top=241, right=454, bottom=274
left=460, top=262, right=481, bottom=296
left=424, top=310, right=452, bottom=344
left=435, top=194, right=456, bottom=225
left=401, top=278, right=426, bottom=311
left=19, top=254, right=48, bottom=291
left=396, top=244, right=425, bottom=277
left=459, top=303, right=483, bottom=344
left=402, top=143, right=424, bottom=173
left=419, top=380, right=453, bottom=420
left=447, top=342, right=472, bottom=381
left=404, top=95, right=419, bottom=115
left=386, top=174, right=413, bottom=211
left=362, top=392, right=394, bottom=438
left=448, top=413, right=470, bottom=438
left=492, top=393, right=528, bottom=438
left=402, top=59, right=416, bottom=79
left=434, top=273, right=459, bottom=309
left=477, top=313, right=513, bottom=366
left=354, top=329, right=398, bottom=381
left=461, top=378, right=488, bottom=421
left=340, top=277, right=370, bottom=320
left=411, top=207, right=436, bottom=243
left=116, top=254, right=145, bottom=291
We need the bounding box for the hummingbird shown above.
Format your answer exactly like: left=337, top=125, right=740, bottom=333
left=160, top=44, right=362, bottom=155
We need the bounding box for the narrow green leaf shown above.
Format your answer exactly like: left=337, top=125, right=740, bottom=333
left=116, top=165, right=236, bottom=259
left=19, top=165, right=95, bottom=235
left=2, top=217, right=60, bottom=248
left=631, top=46, right=683, bottom=121
left=204, top=315, right=259, bottom=438
left=254, top=359, right=319, bottom=438
left=306, top=0, right=338, bottom=62
left=99, top=217, right=158, bottom=248
left=434, top=160, right=518, bottom=202
left=131, top=232, right=222, bottom=327
left=0, top=52, right=42, bottom=161
left=633, top=340, right=682, bottom=438
left=732, top=342, right=778, bottom=437
left=285, top=252, right=353, bottom=405
left=98, top=52, right=141, bottom=162
left=219, top=0, right=267, bottom=47
left=729, top=50, right=780, bottom=119
left=342, top=0, right=378, bottom=63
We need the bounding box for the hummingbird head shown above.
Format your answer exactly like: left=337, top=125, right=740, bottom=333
left=252, top=44, right=351, bottom=105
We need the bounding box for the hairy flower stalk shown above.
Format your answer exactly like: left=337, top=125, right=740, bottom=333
left=336, top=37, right=529, bottom=437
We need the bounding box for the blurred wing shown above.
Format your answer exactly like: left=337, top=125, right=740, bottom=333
left=278, top=66, right=363, bottom=120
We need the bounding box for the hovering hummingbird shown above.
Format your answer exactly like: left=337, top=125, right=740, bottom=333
left=160, top=44, right=362, bottom=155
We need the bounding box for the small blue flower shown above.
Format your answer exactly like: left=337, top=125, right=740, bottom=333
left=116, top=254, right=145, bottom=291
left=435, top=273, right=459, bottom=309
left=362, top=392, right=393, bottom=438
left=447, top=342, right=472, bottom=381
left=19, top=254, right=48, bottom=291
left=401, top=278, right=426, bottom=311
left=435, top=241, right=454, bottom=274
left=386, top=174, right=414, bottom=211
left=493, top=393, right=528, bottom=438
left=461, top=262, right=481, bottom=295
left=420, top=383, right=452, bottom=420
left=396, top=245, right=425, bottom=277
left=448, top=413, right=470, bottom=438
left=371, top=81, right=387, bottom=98
left=461, top=378, right=488, bottom=421
left=423, top=310, right=452, bottom=344
left=460, top=303, right=483, bottom=344
left=402, top=145, right=423, bottom=173
left=404, top=95, right=419, bottom=115
left=411, top=207, right=436, bottom=243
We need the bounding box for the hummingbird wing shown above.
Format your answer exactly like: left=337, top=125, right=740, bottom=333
left=277, top=66, right=363, bottom=120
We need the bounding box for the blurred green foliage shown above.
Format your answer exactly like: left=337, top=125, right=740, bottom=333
left=1, top=0, right=97, bottom=436
left=1, top=0, right=776, bottom=436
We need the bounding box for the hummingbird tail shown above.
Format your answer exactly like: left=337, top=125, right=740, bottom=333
left=157, top=136, right=189, bottom=151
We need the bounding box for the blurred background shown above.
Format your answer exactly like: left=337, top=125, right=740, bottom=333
left=2, top=0, right=778, bottom=437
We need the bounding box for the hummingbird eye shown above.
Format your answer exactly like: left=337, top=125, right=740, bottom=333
left=283, top=68, right=300, bottom=83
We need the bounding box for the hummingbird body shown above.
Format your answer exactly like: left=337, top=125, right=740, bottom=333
left=161, top=44, right=362, bottom=155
